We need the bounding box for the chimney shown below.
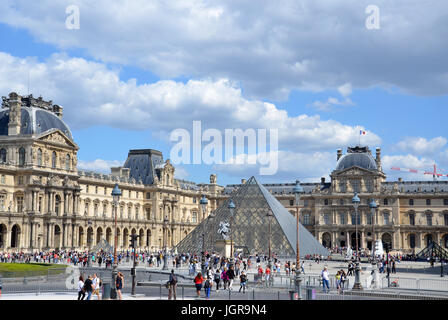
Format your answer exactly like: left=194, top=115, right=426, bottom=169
left=337, top=149, right=342, bottom=161
left=321, top=177, right=326, bottom=184
left=241, top=179, right=246, bottom=184
left=398, top=177, right=402, bottom=182
left=8, top=92, right=22, bottom=136
left=376, top=147, right=382, bottom=170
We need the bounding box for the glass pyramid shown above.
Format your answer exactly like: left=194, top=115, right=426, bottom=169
left=175, top=176, right=329, bottom=258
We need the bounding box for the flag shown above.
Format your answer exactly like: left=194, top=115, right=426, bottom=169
left=360, top=130, right=366, bottom=135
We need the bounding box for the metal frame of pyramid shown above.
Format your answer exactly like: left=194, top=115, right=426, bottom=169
left=175, top=176, right=329, bottom=258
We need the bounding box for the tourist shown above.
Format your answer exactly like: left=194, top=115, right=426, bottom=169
left=227, top=266, right=235, bottom=290
left=204, top=276, right=212, bottom=299
left=239, top=271, right=247, bottom=293
left=214, top=269, right=221, bottom=291
left=77, top=275, right=86, bottom=300
left=321, top=267, right=330, bottom=293
left=221, top=268, right=229, bottom=290
left=84, top=275, right=94, bottom=300
left=194, top=272, right=204, bottom=298
left=265, top=266, right=271, bottom=287
left=92, top=274, right=101, bottom=300
left=335, top=270, right=342, bottom=294
left=168, top=269, right=177, bottom=300
left=116, top=272, right=124, bottom=300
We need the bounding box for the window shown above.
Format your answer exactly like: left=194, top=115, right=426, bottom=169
left=409, top=213, right=415, bottom=226
left=339, top=213, right=346, bottom=225
left=351, top=180, right=360, bottom=193
left=120, top=206, right=124, bottom=218
left=17, top=195, right=24, bottom=212
left=65, top=154, right=70, bottom=170
left=86, top=185, right=89, bottom=193
left=409, top=199, right=414, bottom=206
left=426, top=199, right=431, bottom=206
left=304, top=200, right=309, bottom=207
left=339, top=181, right=346, bottom=193
left=104, top=187, right=107, bottom=195
left=366, top=213, right=372, bottom=225
left=444, top=199, right=448, bottom=206
left=1, top=175, right=4, bottom=184
left=351, top=212, right=361, bottom=225
left=444, top=214, right=448, bottom=226
left=384, top=212, right=390, bottom=225
left=193, top=197, right=197, bottom=204
left=146, top=192, right=151, bottom=199
left=426, top=214, right=433, bottom=226
left=384, top=198, right=388, bottom=206
left=0, top=194, right=5, bottom=211
left=37, top=149, right=42, bottom=166
left=18, top=176, right=23, bottom=185
left=339, top=199, right=344, bottom=205
left=52, top=151, right=56, bottom=168
left=324, top=199, right=329, bottom=206
left=192, top=211, right=198, bottom=223
left=409, top=234, right=416, bottom=249
left=18, top=147, right=25, bottom=166
left=95, top=186, right=98, bottom=194
left=289, top=199, right=294, bottom=206
left=303, top=213, right=310, bottom=225
left=55, top=195, right=61, bottom=215
left=146, top=208, right=151, bottom=220
left=94, top=204, right=98, bottom=216
left=365, top=180, right=373, bottom=192
left=323, top=213, right=330, bottom=225
left=0, top=148, right=6, bottom=163
left=103, top=204, right=107, bottom=217
left=38, top=196, right=42, bottom=212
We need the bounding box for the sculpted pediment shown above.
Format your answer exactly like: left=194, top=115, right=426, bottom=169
left=333, top=166, right=374, bottom=176
left=37, top=130, right=76, bottom=148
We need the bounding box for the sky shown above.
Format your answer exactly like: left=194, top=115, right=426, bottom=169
left=0, top=0, right=447, bottom=185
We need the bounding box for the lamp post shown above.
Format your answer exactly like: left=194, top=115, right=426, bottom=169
left=162, top=215, right=169, bottom=270
left=266, top=211, right=273, bottom=270
left=293, top=180, right=303, bottom=300
left=352, top=192, right=363, bottom=290
left=369, top=199, right=378, bottom=288
left=200, top=195, right=208, bottom=274
left=228, top=200, right=235, bottom=266
left=111, top=183, right=121, bottom=300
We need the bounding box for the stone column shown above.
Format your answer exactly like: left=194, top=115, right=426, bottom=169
left=6, top=224, right=11, bottom=249
left=360, top=231, right=365, bottom=249
left=49, top=223, right=54, bottom=248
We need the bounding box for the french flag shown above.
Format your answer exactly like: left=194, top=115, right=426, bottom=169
left=360, top=130, right=366, bottom=135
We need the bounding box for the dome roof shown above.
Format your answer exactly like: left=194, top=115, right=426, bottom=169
left=0, top=107, right=73, bottom=140
left=335, top=149, right=378, bottom=171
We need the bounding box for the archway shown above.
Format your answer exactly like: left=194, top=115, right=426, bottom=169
left=116, top=228, right=121, bottom=247
left=54, top=225, right=61, bottom=249
left=409, top=233, right=416, bottom=249
left=106, top=227, right=112, bottom=244
left=0, top=224, right=6, bottom=249
left=443, top=234, right=448, bottom=249
left=350, top=232, right=361, bottom=250
left=11, top=224, right=20, bottom=248
left=96, top=227, right=103, bottom=244
left=424, top=234, right=433, bottom=247
left=321, top=232, right=332, bottom=248
left=146, top=229, right=151, bottom=247
left=381, top=233, right=393, bottom=250
left=123, top=228, right=129, bottom=248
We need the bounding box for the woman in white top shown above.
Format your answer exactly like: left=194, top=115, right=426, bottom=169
left=77, top=275, right=86, bottom=300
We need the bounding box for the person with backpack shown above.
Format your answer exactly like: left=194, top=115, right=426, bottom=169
left=214, top=269, right=221, bottom=291
left=168, top=269, right=178, bottom=300
left=194, top=272, right=204, bottom=298
left=239, top=271, right=247, bottom=293
left=204, top=276, right=212, bottom=299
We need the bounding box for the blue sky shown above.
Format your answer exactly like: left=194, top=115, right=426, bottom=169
left=0, top=1, right=447, bottom=185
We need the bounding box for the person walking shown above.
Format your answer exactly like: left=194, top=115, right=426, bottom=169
left=77, top=275, right=86, bottom=300
left=265, top=266, right=271, bottom=287
left=340, top=270, right=347, bottom=292
left=321, top=267, right=330, bottom=293
left=204, top=276, right=212, bottom=299
left=227, top=266, right=235, bottom=291
left=221, top=268, right=229, bottom=290
left=335, top=271, right=342, bottom=294
left=84, top=275, right=94, bottom=300
left=92, top=274, right=101, bottom=300
left=214, top=269, right=221, bottom=291
left=194, top=272, right=204, bottom=298
left=116, top=272, right=124, bottom=300
left=239, top=271, right=247, bottom=293
left=168, top=269, right=178, bottom=300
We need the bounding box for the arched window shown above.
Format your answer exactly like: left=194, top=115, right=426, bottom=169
left=52, top=151, right=57, bottom=168
left=0, top=148, right=6, bottom=163
left=55, top=195, right=61, bottom=215
left=192, top=211, right=198, bottom=223
left=37, top=148, right=42, bottom=166
left=18, top=147, right=25, bottom=166
left=65, top=154, right=70, bottom=170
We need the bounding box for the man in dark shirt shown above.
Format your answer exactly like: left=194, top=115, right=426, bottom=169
left=84, top=275, right=94, bottom=300
left=226, top=266, right=235, bottom=291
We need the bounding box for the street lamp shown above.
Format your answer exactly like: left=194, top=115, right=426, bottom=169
left=162, top=214, right=169, bottom=270
left=369, top=199, right=378, bottom=288
left=111, top=183, right=121, bottom=299
left=200, top=195, right=208, bottom=274
left=228, top=200, right=235, bottom=266
left=293, top=180, right=303, bottom=300
left=266, top=211, right=273, bottom=270
left=352, top=192, right=363, bottom=290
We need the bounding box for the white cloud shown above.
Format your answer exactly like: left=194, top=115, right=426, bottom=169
left=0, top=1, right=447, bottom=98
left=311, top=96, right=354, bottom=112
left=77, top=159, right=123, bottom=173
left=0, top=51, right=381, bottom=154
left=174, top=166, right=189, bottom=180
left=396, top=137, right=447, bottom=156
left=338, top=83, right=352, bottom=98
